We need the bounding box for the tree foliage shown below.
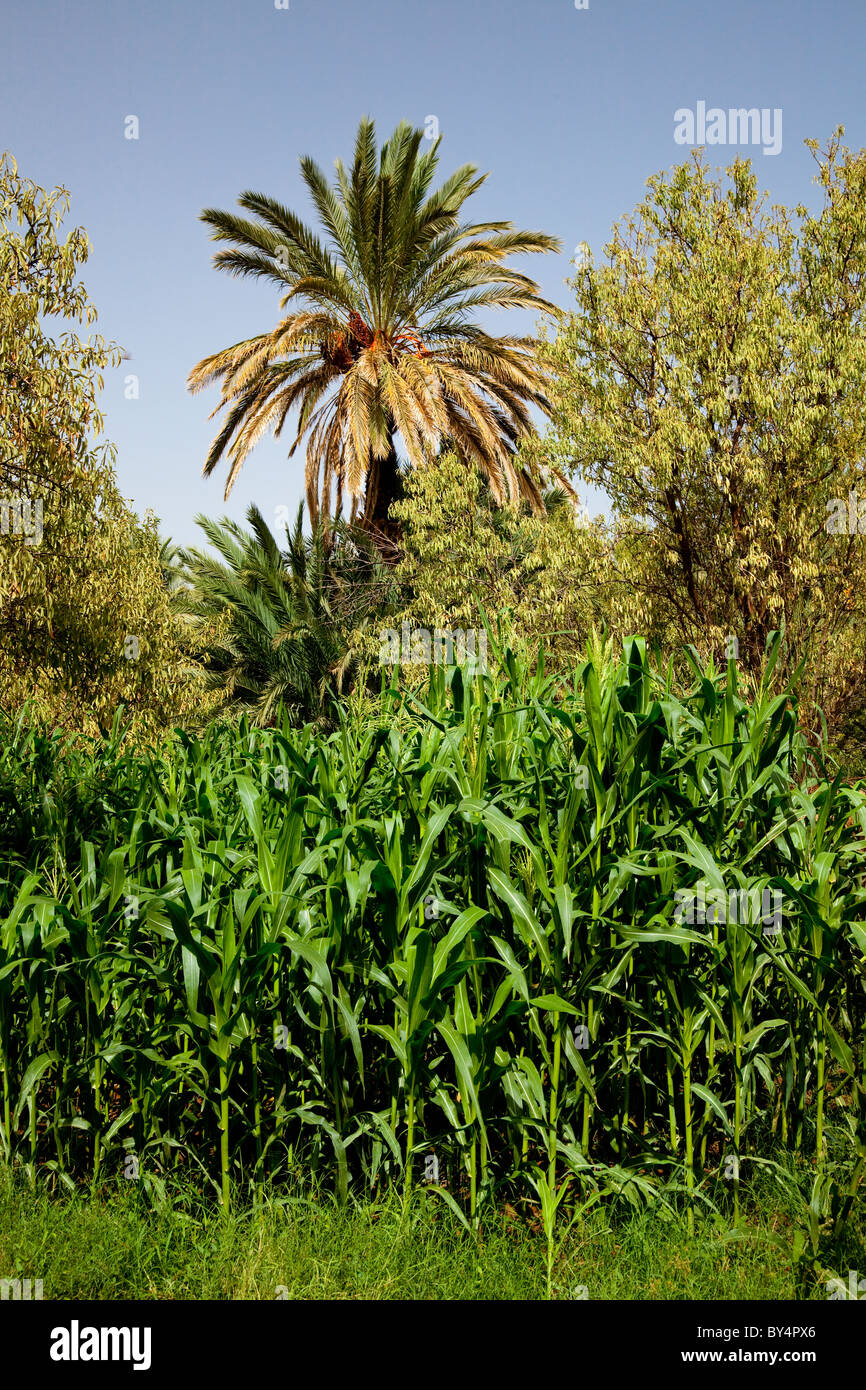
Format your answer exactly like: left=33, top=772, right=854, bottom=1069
left=539, top=131, right=866, bottom=735
left=387, top=450, right=609, bottom=671
left=0, top=152, right=207, bottom=735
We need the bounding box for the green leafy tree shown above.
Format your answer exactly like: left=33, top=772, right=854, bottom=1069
left=188, top=117, right=573, bottom=551
left=385, top=449, right=609, bottom=672
left=539, top=131, right=866, bottom=735
left=0, top=152, right=207, bottom=735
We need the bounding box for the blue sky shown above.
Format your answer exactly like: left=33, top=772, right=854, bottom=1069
left=2, top=0, right=865, bottom=546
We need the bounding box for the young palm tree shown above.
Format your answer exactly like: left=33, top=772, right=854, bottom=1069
left=175, top=504, right=393, bottom=726
left=188, top=117, right=573, bottom=551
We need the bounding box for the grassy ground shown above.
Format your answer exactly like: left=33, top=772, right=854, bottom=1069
left=1, top=1168, right=861, bottom=1300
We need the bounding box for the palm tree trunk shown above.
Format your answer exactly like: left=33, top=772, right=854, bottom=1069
left=361, top=435, right=402, bottom=559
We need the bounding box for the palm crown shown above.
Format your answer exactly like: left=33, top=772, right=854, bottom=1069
left=188, top=117, right=573, bottom=547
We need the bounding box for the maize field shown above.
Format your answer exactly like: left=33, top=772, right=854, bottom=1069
left=0, top=636, right=864, bottom=1233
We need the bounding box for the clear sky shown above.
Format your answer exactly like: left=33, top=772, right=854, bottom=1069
left=2, top=0, right=865, bottom=546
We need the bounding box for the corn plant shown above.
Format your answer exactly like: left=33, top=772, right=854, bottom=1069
left=0, top=633, right=863, bottom=1246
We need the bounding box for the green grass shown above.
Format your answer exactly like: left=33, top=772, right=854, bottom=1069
left=1, top=1167, right=860, bottom=1301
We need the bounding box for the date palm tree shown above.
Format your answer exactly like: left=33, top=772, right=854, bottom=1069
left=188, top=117, right=573, bottom=552
left=174, top=503, right=394, bottom=726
